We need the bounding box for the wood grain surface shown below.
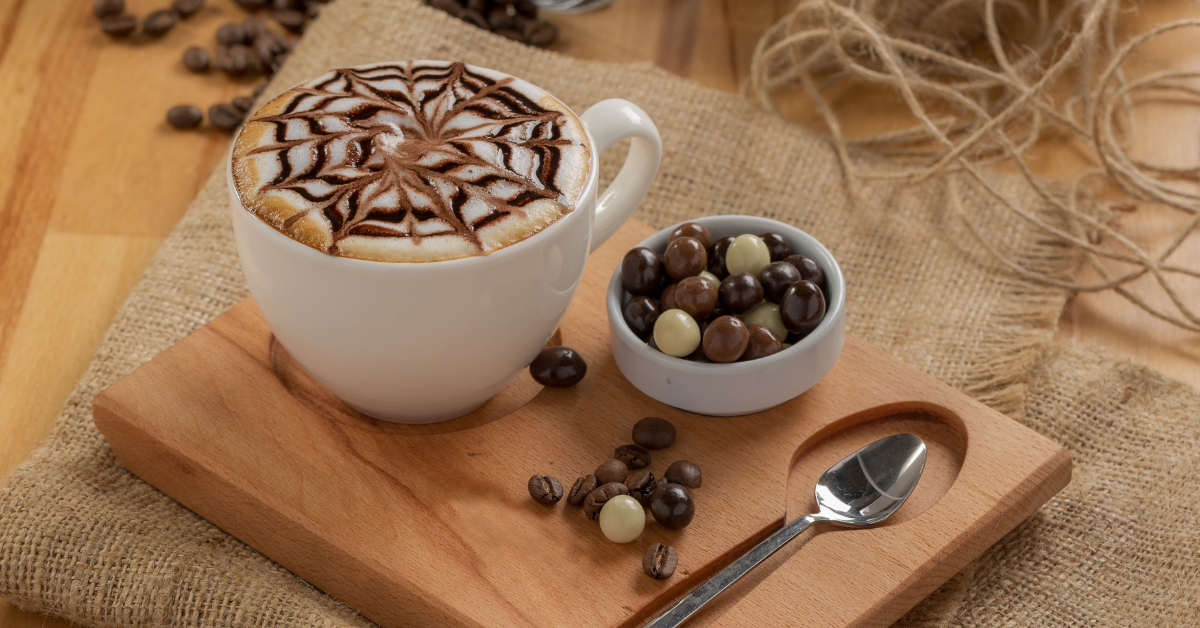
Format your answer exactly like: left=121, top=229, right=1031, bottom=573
left=0, top=0, right=1196, bottom=626
left=92, top=219, right=1070, bottom=628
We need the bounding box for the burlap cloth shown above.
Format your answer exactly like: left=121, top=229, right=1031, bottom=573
left=1, top=1, right=1196, bottom=626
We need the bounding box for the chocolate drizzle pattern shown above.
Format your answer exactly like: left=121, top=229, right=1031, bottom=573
left=232, top=61, right=590, bottom=261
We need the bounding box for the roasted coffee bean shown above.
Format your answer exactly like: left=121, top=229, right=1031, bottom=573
left=583, top=482, right=629, bottom=520
left=643, top=543, right=678, bottom=579
left=513, top=0, right=538, bottom=17
left=242, top=16, right=269, bottom=38
left=232, top=95, right=255, bottom=112
left=100, top=14, right=138, bottom=38
left=702, top=315, right=749, bottom=363
left=487, top=6, right=514, bottom=29
left=208, top=103, right=244, bottom=131
left=665, top=460, right=702, bottom=489
left=594, top=459, right=628, bottom=485
left=93, top=0, right=124, bottom=18
left=529, top=345, right=587, bottom=387
left=783, top=254, right=826, bottom=293
left=622, top=247, right=665, bottom=296
left=673, top=276, right=718, bottom=321
left=220, top=44, right=253, bottom=75
left=464, top=0, right=486, bottom=11
left=496, top=28, right=524, bottom=41
left=718, top=273, right=764, bottom=314
left=649, top=482, right=695, bottom=529
left=234, top=0, right=269, bottom=8
left=632, top=416, right=676, bottom=449
left=183, top=46, right=211, bottom=72
left=625, top=468, right=658, bottom=505
left=759, top=232, right=792, bottom=262
left=669, top=222, right=713, bottom=250
left=273, top=0, right=303, bottom=8
left=623, top=295, right=660, bottom=340
left=659, top=282, right=678, bottom=312
left=663, top=236, right=707, bottom=281
left=217, top=22, right=248, bottom=45
left=741, top=324, right=782, bottom=361
left=528, top=474, right=563, bottom=504
left=166, top=105, right=203, bottom=129
left=143, top=9, right=179, bottom=36
left=172, top=0, right=205, bottom=18
left=430, top=0, right=464, bottom=13
left=759, top=261, right=802, bottom=304
left=254, top=35, right=284, bottom=71
left=273, top=8, right=306, bottom=32
left=459, top=9, right=489, bottom=30
left=615, top=444, right=652, bottom=470
left=567, top=474, right=598, bottom=506
left=779, top=280, right=825, bottom=335
left=524, top=18, right=558, bottom=46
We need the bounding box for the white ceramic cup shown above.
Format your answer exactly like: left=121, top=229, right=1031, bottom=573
left=229, top=65, right=662, bottom=423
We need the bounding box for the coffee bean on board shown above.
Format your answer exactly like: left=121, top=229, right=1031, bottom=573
left=524, top=19, right=559, bottom=46
left=708, top=235, right=735, bottom=279
left=217, top=22, right=249, bottom=45
left=487, top=6, right=515, bottom=30
left=166, top=105, right=203, bottom=129
left=643, top=543, right=678, bottom=579
left=221, top=44, right=253, bottom=76
left=93, top=0, right=124, bottom=18
left=632, top=416, right=676, bottom=450
left=232, top=95, right=255, bottom=113
left=529, top=346, right=587, bottom=387
left=513, top=0, right=538, bottom=18
left=208, top=103, right=245, bottom=131
left=649, top=482, right=695, bottom=530
left=625, top=468, right=658, bottom=506
left=594, top=458, right=628, bottom=485
left=670, top=222, right=713, bottom=250
left=759, top=232, right=792, bottom=262
left=615, top=444, right=651, bottom=470
left=172, top=0, right=205, bottom=18
left=665, top=460, right=702, bottom=489
left=718, top=273, right=764, bottom=314
left=528, top=474, right=563, bottom=505
left=234, top=0, right=269, bottom=9
left=430, top=0, right=464, bottom=13
left=143, top=9, right=180, bottom=37
left=274, top=0, right=304, bottom=9
left=567, top=474, right=598, bottom=506
left=100, top=14, right=138, bottom=38
left=663, top=236, right=707, bottom=281
left=583, top=482, right=629, bottom=521
left=623, top=295, right=660, bottom=340
left=459, top=9, right=489, bottom=30
left=273, top=9, right=306, bottom=33
left=741, top=324, right=782, bottom=361
left=183, top=46, right=211, bottom=72
left=759, top=261, right=802, bottom=304
left=622, top=247, right=665, bottom=296
left=779, top=280, right=826, bottom=335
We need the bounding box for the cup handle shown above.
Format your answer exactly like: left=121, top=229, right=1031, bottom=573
left=579, top=99, right=662, bottom=252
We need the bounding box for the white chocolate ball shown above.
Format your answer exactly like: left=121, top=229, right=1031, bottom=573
left=740, top=301, right=788, bottom=341
left=699, top=270, right=720, bottom=285
left=599, top=495, right=646, bottom=543
left=725, top=234, right=771, bottom=276
left=653, top=309, right=701, bottom=357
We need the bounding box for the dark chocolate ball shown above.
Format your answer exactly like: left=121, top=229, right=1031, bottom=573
left=663, top=236, right=707, bottom=281
left=783, top=254, right=826, bottom=294
left=670, top=222, right=713, bottom=249
left=529, top=346, right=587, bottom=387
left=659, top=282, right=679, bottom=312
left=759, top=261, right=802, bottom=303
left=649, top=483, right=695, bottom=530
left=673, top=276, right=718, bottom=321
left=759, top=232, right=792, bottom=262
left=623, top=296, right=660, bottom=339
left=622, top=247, right=665, bottom=296
left=779, top=280, right=826, bottom=335
left=718, top=273, right=764, bottom=314
left=702, top=315, right=749, bottom=363
left=708, top=235, right=735, bottom=279
left=741, top=324, right=782, bottom=361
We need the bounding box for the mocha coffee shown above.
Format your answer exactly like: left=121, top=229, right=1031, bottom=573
left=231, top=61, right=592, bottom=262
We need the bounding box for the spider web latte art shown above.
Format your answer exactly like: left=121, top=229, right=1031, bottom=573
left=231, top=61, right=591, bottom=262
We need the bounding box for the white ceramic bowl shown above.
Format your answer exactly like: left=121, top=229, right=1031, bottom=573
left=606, top=216, right=846, bottom=416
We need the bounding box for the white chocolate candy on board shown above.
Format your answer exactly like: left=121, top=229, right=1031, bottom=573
left=599, top=495, right=646, bottom=543
left=654, top=309, right=701, bottom=357
left=725, top=234, right=771, bottom=276
left=740, top=301, right=788, bottom=341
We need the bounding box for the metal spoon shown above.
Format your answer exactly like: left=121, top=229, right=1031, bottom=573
left=643, top=433, right=928, bottom=628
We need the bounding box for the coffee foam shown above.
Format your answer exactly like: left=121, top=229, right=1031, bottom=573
left=231, top=61, right=591, bottom=262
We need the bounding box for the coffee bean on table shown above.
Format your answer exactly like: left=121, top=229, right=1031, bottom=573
left=725, top=234, right=771, bottom=276
left=430, top=0, right=464, bottom=13
left=513, top=0, right=538, bottom=18
left=623, top=295, right=660, bottom=340
left=741, top=324, right=782, bottom=361
left=273, top=9, right=306, bottom=33
left=703, top=315, right=749, bottom=363
left=166, top=105, right=203, bottom=129
left=665, top=460, right=702, bottom=489
left=217, top=22, right=249, bottom=45
left=93, top=0, right=124, bottom=18
left=621, top=247, right=665, bottom=296
left=673, top=276, right=718, bottom=321
left=718, top=273, right=763, bottom=314
left=143, top=9, right=180, bottom=36
left=594, top=458, right=628, bottom=485
left=529, top=345, right=587, bottom=387
left=459, top=9, right=489, bottom=30
left=663, top=236, right=707, bottom=281
left=669, top=222, right=713, bottom=250
left=783, top=254, right=826, bottom=293
left=232, top=95, right=255, bottom=113
left=779, top=280, right=826, bottom=335
left=487, top=6, right=515, bottom=30
left=172, top=0, right=205, bottom=18
left=632, top=416, right=676, bottom=449
left=100, top=14, right=138, bottom=38
left=625, top=468, right=658, bottom=505
left=648, top=482, right=695, bottom=529
left=759, top=232, right=792, bottom=262
left=708, top=235, right=735, bottom=279
left=528, top=474, right=563, bottom=504
left=759, top=261, right=802, bottom=303
left=615, top=444, right=652, bottom=470
left=208, top=103, right=245, bottom=131
left=183, top=46, right=211, bottom=72
left=583, top=482, right=629, bottom=520
left=643, top=543, right=678, bottom=579
left=567, top=474, right=598, bottom=506
left=274, top=0, right=303, bottom=9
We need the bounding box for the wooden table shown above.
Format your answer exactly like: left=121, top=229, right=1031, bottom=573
left=0, top=1, right=1197, bottom=626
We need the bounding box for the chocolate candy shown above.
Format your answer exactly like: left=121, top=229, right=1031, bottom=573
left=673, top=276, right=718, bottom=321
left=783, top=254, right=826, bottom=294
left=665, top=460, right=702, bottom=489
left=708, top=235, right=735, bottom=279
left=718, top=273, right=764, bottom=314
left=702, top=315, right=749, bottom=363
left=529, top=346, right=587, bottom=387
left=653, top=309, right=701, bottom=358
left=779, top=280, right=826, bottom=335
left=759, top=232, right=792, bottom=261
left=659, top=283, right=679, bottom=312
left=598, top=495, right=645, bottom=543
left=567, top=474, right=599, bottom=506
left=740, top=301, right=788, bottom=341
left=742, top=324, right=783, bottom=361
left=626, top=468, right=658, bottom=505
left=725, top=234, right=771, bottom=276
left=669, top=222, right=713, bottom=249
left=759, top=261, right=802, bottom=303
left=663, top=236, right=707, bottom=281
left=623, top=296, right=660, bottom=339
left=528, top=474, right=563, bottom=504
left=632, top=416, right=676, bottom=449
left=699, top=270, right=720, bottom=285
left=643, top=543, right=678, bottom=579
left=583, top=482, right=630, bottom=521
left=648, top=482, right=695, bottom=530
left=594, top=458, right=629, bottom=485
left=622, top=247, right=665, bottom=296
left=615, top=444, right=652, bottom=470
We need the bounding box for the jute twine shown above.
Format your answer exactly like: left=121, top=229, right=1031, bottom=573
left=748, top=0, right=1200, bottom=331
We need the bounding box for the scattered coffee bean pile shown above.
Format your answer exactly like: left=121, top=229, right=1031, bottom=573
left=424, top=0, right=559, bottom=47
left=621, top=222, right=828, bottom=363
left=527, top=416, right=697, bottom=580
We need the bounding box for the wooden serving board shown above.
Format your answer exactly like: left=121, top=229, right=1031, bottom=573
left=93, top=220, right=1071, bottom=628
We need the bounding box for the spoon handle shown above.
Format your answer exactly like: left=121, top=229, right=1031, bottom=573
left=642, top=513, right=824, bottom=628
